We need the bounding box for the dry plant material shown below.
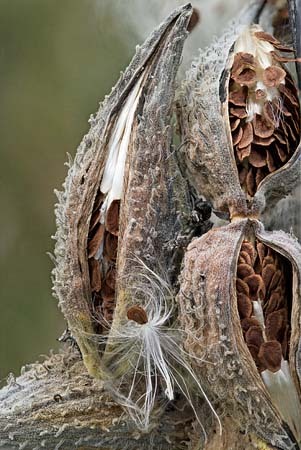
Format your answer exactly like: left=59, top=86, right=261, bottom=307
left=178, top=219, right=301, bottom=447
left=178, top=11, right=301, bottom=219
left=229, top=27, right=300, bottom=196
left=237, top=240, right=290, bottom=372
left=53, top=4, right=193, bottom=381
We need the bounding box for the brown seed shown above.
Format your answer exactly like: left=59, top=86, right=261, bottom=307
left=266, top=150, right=277, bottom=172
left=238, top=122, right=253, bottom=148
left=255, top=168, right=266, bottom=187
left=278, top=84, right=299, bottom=108
left=240, top=251, right=252, bottom=266
left=254, top=31, right=280, bottom=46
left=127, top=305, right=148, bottom=325
left=265, top=308, right=287, bottom=340
left=253, top=114, right=274, bottom=138
left=276, top=144, right=288, bottom=162
left=245, top=325, right=264, bottom=348
left=89, top=259, right=102, bottom=292
left=105, top=267, right=116, bottom=290
left=274, top=131, right=287, bottom=145
left=264, top=292, right=281, bottom=315
left=88, top=224, right=105, bottom=258
left=255, top=89, right=266, bottom=100
left=255, top=30, right=295, bottom=54
left=241, top=317, right=261, bottom=332
left=232, top=52, right=255, bottom=75
left=101, top=282, right=115, bottom=302
left=269, top=270, right=282, bottom=291
left=106, top=200, right=120, bottom=236
left=236, top=278, right=250, bottom=296
left=263, top=255, right=274, bottom=267
left=237, top=293, right=253, bottom=318
left=237, top=145, right=251, bottom=162
left=232, top=126, right=243, bottom=146
left=252, top=135, right=275, bottom=146
left=271, top=51, right=301, bottom=62
left=244, top=274, right=266, bottom=300
left=258, top=341, right=282, bottom=373
left=262, top=264, right=276, bottom=290
left=234, top=68, right=257, bottom=86
left=290, top=116, right=300, bottom=136
left=230, top=107, right=248, bottom=119
left=262, top=66, right=286, bottom=88
left=231, top=118, right=241, bottom=131
left=272, top=98, right=291, bottom=117
left=229, top=86, right=248, bottom=106
left=104, top=233, right=118, bottom=260
left=237, top=263, right=254, bottom=279
left=249, top=148, right=267, bottom=168
left=241, top=241, right=257, bottom=263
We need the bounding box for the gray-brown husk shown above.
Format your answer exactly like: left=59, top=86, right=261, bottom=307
left=177, top=218, right=301, bottom=448
left=52, top=4, right=194, bottom=381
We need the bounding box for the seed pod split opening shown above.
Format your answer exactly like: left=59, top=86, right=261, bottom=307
left=178, top=219, right=301, bottom=448
left=52, top=4, right=194, bottom=383
left=229, top=26, right=300, bottom=199
left=179, top=3, right=301, bottom=220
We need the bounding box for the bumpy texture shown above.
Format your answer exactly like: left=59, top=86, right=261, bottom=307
left=177, top=219, right=301, bottom=449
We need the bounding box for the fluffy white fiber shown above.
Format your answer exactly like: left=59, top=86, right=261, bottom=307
left=81, top=258, right=222, bottom=436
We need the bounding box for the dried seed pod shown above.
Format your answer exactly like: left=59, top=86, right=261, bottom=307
left=179, top=4, right=301, bottom=220
left=178, top=219, right=301, bottom=448
left=52, top=4, right=194, bottom=381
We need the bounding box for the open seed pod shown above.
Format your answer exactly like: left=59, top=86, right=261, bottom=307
left=52, top=4, right=194, bottom=384
left=178, top=1, right=301, bottom=220
left=178, top=218, right=301, bottom=448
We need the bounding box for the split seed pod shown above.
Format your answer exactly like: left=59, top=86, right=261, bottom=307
left=178, top=2, right=301, bottom=220
left=178, top=219, right=301, bottom=448
left=53, top=4, right=193, bottom=384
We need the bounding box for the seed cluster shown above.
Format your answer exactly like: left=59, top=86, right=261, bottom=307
left=88, top=190, right=119, bottom=331
left=229, top=31, right=300, bottom=196
left=236, top=240, right=290, bottom=373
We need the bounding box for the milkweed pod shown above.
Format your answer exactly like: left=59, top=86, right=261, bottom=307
left=178, top=2, right=300, bottom=220
left=52, top=4, right=194, bottom=381
left=178, top=219, right=301, bottom=448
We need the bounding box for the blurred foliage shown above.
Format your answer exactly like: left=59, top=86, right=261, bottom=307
left=0, top=0, right=132, bottom=379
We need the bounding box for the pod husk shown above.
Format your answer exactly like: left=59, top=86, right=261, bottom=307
left=178, top=0, right=301, bottom=220
left=177, top=218, right=301, bottom=448
left=52, top=4, right=194, bottom=380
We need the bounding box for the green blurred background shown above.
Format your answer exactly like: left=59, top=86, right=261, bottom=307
left=0, top=0, right=134, bottom=380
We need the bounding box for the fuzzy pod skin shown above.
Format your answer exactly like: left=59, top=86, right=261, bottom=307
left=52, top=4, right=194, bottom=381
left=177, top=219, right=301, bottom=449
left=288, top=0, right=301, bottom=89
left=178, top=0, right=301, bottom=221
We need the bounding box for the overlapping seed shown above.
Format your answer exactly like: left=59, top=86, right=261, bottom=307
left=236, top=239, right=291, bottom=372
left=229, top=29, right=300, bottom=196
left=88, top=190, right=119, bottom=332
